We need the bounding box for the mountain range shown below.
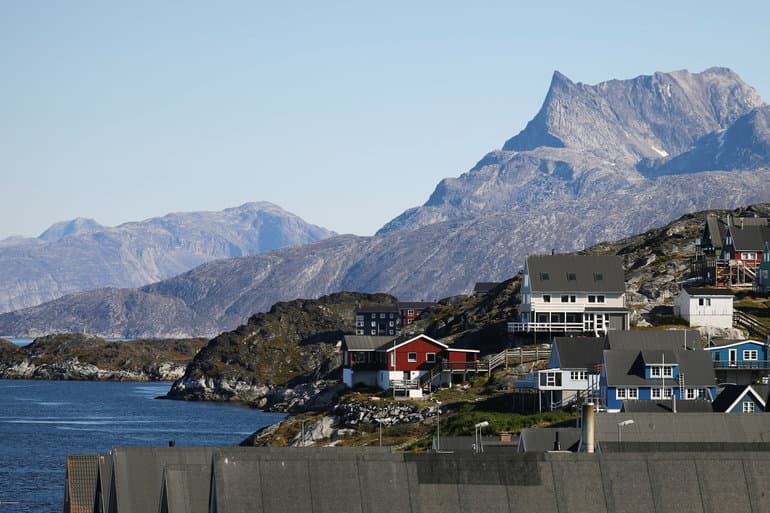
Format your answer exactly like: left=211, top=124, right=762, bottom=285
left=0, top=202, right=334, bottom=314
left=3, top=67, right=770, bottom=338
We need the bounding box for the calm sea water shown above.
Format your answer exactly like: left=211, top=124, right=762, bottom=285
left=0, top=380, right=285, bottom=512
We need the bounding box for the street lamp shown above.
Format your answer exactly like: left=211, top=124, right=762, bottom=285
left=437, top=403, right=440, bottom=444
left=474, top=421, right=489, bottom=454
left=617, top=419, right=634, bottom=443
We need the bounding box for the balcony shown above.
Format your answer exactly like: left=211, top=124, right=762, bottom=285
left=713, top=360, right=770, bottom=370
left=507, top=321, right=595, bottom=333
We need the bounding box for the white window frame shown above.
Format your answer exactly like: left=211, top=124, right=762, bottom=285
left=743, top=401, right=756, bottom=413
left=371, top=329, right=376, bottom=335
left=588, top=295, right=596, bottom=303
left=662, top=366, right=673, bottom=378
left=543, top=295, right=551, bottom=303
left=651, top=388, right=661, bottom=400
left=426, top=352, right=436, bottom=363
left=570, top=371, right=586, bottom=380
left=650, top=366, right=661, bottom=377
left=627, top=388, right=638, bottom=400
left=616, top=388, right=627, bottom=400
left=407, top=352, right=417, bottom=362
left=596, top=295, right=605, bottom=303
left=744, top=350, right=759, bottom=361
left=407, top=309, right=414, bottom=316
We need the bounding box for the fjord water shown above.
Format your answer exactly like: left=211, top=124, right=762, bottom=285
left=0, top=380, right=285, bottom=512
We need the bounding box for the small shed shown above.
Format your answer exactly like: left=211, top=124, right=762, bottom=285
left=674, top=287, right=734, bottom=329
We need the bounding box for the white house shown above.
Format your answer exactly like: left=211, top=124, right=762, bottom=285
left=674, top=287, right=734, bottom=329
left=509, top=254, right=629, bottom=336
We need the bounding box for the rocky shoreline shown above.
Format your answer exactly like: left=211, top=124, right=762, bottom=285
left=0, top=334, right=206, bottom=382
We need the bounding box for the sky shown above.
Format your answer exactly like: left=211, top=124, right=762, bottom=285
left=2, top=1, right=769, bottom=240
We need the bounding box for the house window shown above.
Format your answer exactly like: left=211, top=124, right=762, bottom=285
left=356, top=329, right=364, bottom=335
left=389, top=321, right=394, bottom=327
left=356, top=320, right=364, bottom=327
left=546, top=372, right=561, bottom=387
left=662, top=366, right=673, bottom=378
left=567, top=272, right=576, bottom=281
left=543, top=295, right=551, bottom=303
left=408, top=309, right=414, bottom=316
left=371, top=329, right=376, bottom=335
left=742, top=252, right=757, bottom=261
left=594, top=272, right=603, bottom=281
left=588, top=295, right=596, bottom=303
left=380, top=313, right=386, bottom=319
left=570, top=371, right=586, bottom=380
left=698, top=298, right=711, bottom=306
left=356, top=315, right=364, bottom=321
left=650, top=366, right=661, bottom=377
left=651, top=388, right=661, bottom=400
left=652, top=388, right=671, bottom=399
left=627, top=388, right=638, bottom=399
left=743, top=401, right=756, bottom=413
left=616, top=388, right=627, bottom=400
left=540, top=272, right=550, bottom=280
left=685, top=388, right=697, bottom=400
left=426, top=353, right=436, bottom=363
left=561, top=295, right=569, bottom=303
left=407, top=352, right=417, bottom=362
left=744, top=350, right=759, bottom=361
left=388, top=330, right=394, bottom=335
left=596, top=295, right=605, bottom=303
left=371, top=321, right=376, bottom=327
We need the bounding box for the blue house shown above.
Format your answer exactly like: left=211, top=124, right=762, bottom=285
left=712, top=384, right=768, bottom=413
left=601, top=346, right=717, bottom=412
left=705, top=339, right=770, bottom=385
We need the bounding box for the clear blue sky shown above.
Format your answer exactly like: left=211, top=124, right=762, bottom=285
left=2, top=1, right=768, bottom=239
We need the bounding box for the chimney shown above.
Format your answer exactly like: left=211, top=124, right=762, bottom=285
left=582, top=403, right=595, bottom=453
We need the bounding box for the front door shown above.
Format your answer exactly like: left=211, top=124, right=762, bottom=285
left=729, top=349, right=737, bottom=367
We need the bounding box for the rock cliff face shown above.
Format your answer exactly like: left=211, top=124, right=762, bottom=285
left=0, top=334, right=206, bottom=381
left=378, top=67, right=766, bottom=234
left=0, top=202, right=334, bottom=314
left=165, top=292, right=397, bottom=408
left=3, top=68, right=770, bottom=338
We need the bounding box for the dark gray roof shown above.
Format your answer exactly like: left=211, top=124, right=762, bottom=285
left=473, top=282, right=500, bottom=294
left=684, top=287, right=735, bottom=297
left=605, top=330, right=701, bottom=351
left=603, top=349, right=715, bottom=387
left=595, top=412, right=770, bottom=443
left=712, top=385, right=766, bottom=413
left=730, top=223, right=770, bottom=251
left=343, top=335, right=394, bottom=351
left=517, top=428, right=581, bottom=452
left=621, top=400, right=713, bottom=413
left=639, top=349, right=678, bottom=365
left=159, top=464, right=211, bottom=513
left=66, top=454, right=99, bottom=513
left=355, top=305, right=399, bottom=314
left=398, top=301, right=436, bottom=310
left=704, top=214, right=727, bottom=250
left=527, top=254, right=625, bottom=293
left=110, top=446, right=215, bottom=513
left=552, top=337, right=605, bottom=370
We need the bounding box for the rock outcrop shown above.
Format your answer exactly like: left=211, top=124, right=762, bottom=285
left=0, top=334, right=206, bottom=381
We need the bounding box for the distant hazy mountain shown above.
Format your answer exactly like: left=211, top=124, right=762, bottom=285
left=4, top=67, right=770, bottom=338
left=0, top=202, right=334, bottom=314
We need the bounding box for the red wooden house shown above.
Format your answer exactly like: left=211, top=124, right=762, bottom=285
left=342, top=334, right=479, bottom=398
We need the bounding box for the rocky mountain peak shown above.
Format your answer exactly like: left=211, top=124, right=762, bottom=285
left=38, top=217, right=104, bottom=242
left=503, top=67, right=764, bottom=162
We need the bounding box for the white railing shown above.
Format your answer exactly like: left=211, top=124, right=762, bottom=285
left=390, top=379, right=419, bottom=390
left=507, top=321, right=593, bottom=333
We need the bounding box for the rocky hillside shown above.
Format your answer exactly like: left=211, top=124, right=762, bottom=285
left=0, top=334, right=207, bottom=381
left=4, top=68, right=770, bottom=338
left=0, top=202, right=334, bottom=313
left=166, top=292, right=397, bottom=409
left=165, top=203, right=766, bottom=410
